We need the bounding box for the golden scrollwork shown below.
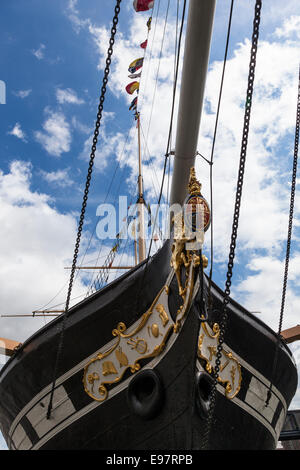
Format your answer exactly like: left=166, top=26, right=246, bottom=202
left=170, top=167, right=209, bottom=327
left=197, top=321, right=242, bottom=399
left=156, top=304, right=169, bottom=327
left=172, top=251, right=198, bottom=334
left=83, top=284, right=175, bottom=402
left=170, top=233, right=191, bottom=299
left=188, top=167, right=202, bottom=196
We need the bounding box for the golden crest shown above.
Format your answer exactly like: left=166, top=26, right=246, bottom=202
left=188, top=167, right=202, bottom=196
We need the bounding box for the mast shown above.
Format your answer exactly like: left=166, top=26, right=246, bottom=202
left=133, top=220, right=138, bottom=265
left=170, top=0, right=216, bottom=206
left=136, top=112, right=146, bottom=262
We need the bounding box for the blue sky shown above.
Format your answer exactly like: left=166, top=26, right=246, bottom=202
left=1, top=0, right=300, bottom=450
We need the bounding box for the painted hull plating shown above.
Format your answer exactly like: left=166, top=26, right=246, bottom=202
left=0, top=240, right=297, bottom=450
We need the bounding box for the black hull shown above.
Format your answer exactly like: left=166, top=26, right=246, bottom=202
left=0, top=240, right=297, bottom=450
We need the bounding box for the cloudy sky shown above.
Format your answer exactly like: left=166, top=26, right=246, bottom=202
left=0, top=0, right=300, bottom=450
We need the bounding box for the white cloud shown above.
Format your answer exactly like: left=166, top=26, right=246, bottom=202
left=34, top=109, right=72, bottom=157
left=233, top=255, right=300, bottom=331
left=31, top=43, right=46, bottom=60
left=79, top=112, right=125, bottom=172
left=12, top=89, right=32, bottom=99
left=0, top=161, right=87, bottom=343
left=71, top=116, right=91, bottom=134
left=56, top=87, right=84, bottom=105
left=40, top=168, right=74, bottom=187
left=8, top=123, right=27, bottom=142
left=66, top=0, right=89, bottom=33
left=274, top=15, right=300, bottom=40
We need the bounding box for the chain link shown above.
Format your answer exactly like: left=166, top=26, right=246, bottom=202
left=47, top=0, right=122, bottom=420
left=200, top=0, right=262, bottom=449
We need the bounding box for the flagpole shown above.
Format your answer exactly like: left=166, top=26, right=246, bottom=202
left=137, top=112, right=146, bottom=262
left=133, top=220, right=138, bottom=266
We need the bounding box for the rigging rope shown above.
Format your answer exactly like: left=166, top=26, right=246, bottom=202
left=46, top=0, right=122, bottom=420
left=201, top=0, right=262, bottom=449
left=208, top=0, right=235, bottom=309
left=86, top=125, right=133, bottom=293
left=145, top=0, right=171, bottom=147
left=138, top=0, right=161, bottom=112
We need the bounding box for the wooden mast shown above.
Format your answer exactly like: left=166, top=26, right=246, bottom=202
left=136, top=112, right=146, bottom=262
left=133, top=219, right=138, bottom=266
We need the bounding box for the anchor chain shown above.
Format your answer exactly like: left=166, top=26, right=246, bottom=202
left=200, top=0, right=262, bottom=449
left=47, top=0, right=122, bottom=420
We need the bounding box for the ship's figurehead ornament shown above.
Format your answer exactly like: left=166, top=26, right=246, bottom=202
left=170, top=167, right=210, bottom=300
left=184, top=167, right=211, bottom=252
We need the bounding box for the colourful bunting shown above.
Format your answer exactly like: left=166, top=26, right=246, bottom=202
left=133, top=0, right=154, bottom=13
left=128, top=72, right=141, bottom=79
left=128, top=57, right=144, bottom=74
left=147, top=17, right=152, bottom=31
left=129, top=96, right=138, bottom=111
left=126, top=5, right=154, bottom=117
left=126, top=81, right=139, bottom=95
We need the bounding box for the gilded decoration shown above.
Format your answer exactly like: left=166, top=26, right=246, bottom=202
left=197, top=320, right=242, bottom=399
left=83, top=257, right=198, bottom=402
left=170, top=167, right=209, bottom=302
left=83, top=281, right=175, bottom=402
left=83, top=167, right=208, bottom=403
